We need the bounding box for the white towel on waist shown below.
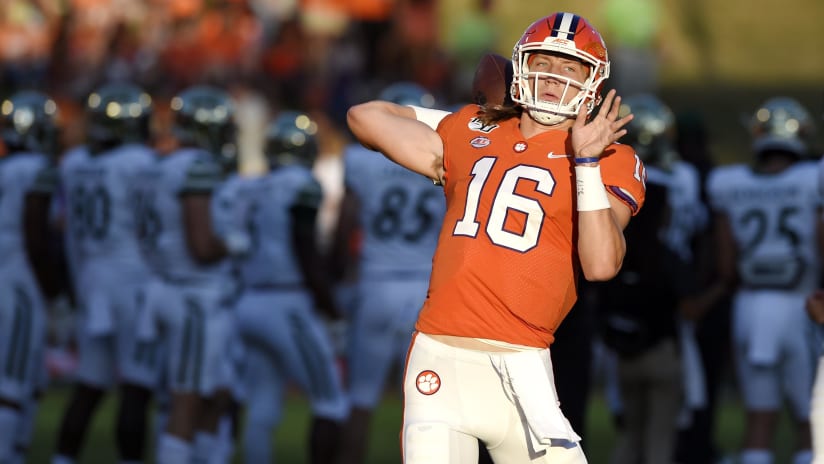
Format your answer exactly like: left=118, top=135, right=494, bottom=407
left=492, top=348, right=581, bottom=447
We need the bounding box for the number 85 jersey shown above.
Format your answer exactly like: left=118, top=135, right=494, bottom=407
left=344, top=143, right=446, bottom=277
left=416, top=105, right=646, bottom=348
left=707, top=160, right=821, bottom=293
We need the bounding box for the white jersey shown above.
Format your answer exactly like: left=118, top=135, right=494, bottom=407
left=212, top=172, right=257, bottom=299
left=646, top=160, right=708, bottom=261
left=133, top=147, right=226, bottom=285
left=707, top=161, right=821, bottom=293
left=237, top=165, right=322, bottom=288
left=211, top=172, right=255, bottom=245
left=0, top=151, right=54, bottom=265
left=343, top=144, right=445, bottom=277
left=59, top=143, right=155, bottom=282
left=0, top=151, right=53, bottom=401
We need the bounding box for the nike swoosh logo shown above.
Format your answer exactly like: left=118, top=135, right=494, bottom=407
left=547, top=152, right=570, bottom=159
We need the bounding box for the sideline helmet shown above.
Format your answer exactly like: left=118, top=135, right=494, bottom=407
left=265, top=110, right=319, bottom=169
left=86, top=82, right=152, bottom=150
left=749, top=97, right=814, bottom=158
left=619, top=93, right=677, bottom=169
left=1, top=90, right=59, bottom=155
left=379, top=82, right=436, bottom=108
left=171, top=85, right=237, bottom=169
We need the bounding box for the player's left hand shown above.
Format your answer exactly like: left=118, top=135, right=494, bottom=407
left=571, top=89, right=633, bottom=160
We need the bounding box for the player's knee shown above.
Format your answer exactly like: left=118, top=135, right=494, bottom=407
left=404, top=421, right=452, bottom=464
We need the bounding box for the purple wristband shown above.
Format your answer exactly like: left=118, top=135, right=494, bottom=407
left=574, top=157, right=600, bottom=164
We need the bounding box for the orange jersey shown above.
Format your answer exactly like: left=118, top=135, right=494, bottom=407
left=416, top=105, right=646, bottom=347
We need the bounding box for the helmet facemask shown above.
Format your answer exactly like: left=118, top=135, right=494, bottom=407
left=512, top=48, right=607, bottom=126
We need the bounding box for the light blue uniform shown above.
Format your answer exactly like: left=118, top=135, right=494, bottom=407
left=343, top=143, right=446, bottom=409
left=233, top=164, right=348, bottom=464
left=707, top=160, right=822, bottom=418
left=59, top=143, right=161, bottom=388
left=135, top=148, right=238, bottom=395
left=0, top=151, right=53, bottom=402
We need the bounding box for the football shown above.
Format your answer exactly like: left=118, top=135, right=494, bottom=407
left=471, top=53, right=513, bottom=107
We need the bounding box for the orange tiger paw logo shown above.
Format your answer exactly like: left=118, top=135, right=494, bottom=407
left=415, top=370, right=441, bottom=395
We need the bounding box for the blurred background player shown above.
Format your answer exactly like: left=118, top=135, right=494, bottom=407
left=232, top=110, right=348, bottom=464
left=706, top=96, right=821, bottom=464
left=805, top=289, right=824, bottom=464
left=337, top=81, right=447, bottom=464
left=51, top=82, right=161, bottom=464
left=0, top=90, right=60, bottom=464
left=673, top=108, right=732, bottom=464
left=595, top=93, right=710, bottom=464
left=133, top=85, right=246, bottom=464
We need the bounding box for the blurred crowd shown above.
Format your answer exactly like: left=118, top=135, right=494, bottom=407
left=0, top=0, right=490, bottom=157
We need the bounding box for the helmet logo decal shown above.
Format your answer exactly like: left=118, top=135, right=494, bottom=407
left=416, top=370, right=441, bottom=395
left=513, top=141, right=528, bottom=153
left=550, top=12, right=580, bottom=40
left=470, top=136, right=490, bottom=148
left=583, top=42, right=607, bottom=61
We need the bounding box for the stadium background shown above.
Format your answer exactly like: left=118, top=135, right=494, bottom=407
left=449, top=0, right=824, bottom=163
left=3, top=0, right=823, bottom=462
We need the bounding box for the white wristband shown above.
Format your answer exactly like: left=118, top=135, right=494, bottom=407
left=408, top=105, right=450, bottom=130
left=575, top=165, right=611, bottom=211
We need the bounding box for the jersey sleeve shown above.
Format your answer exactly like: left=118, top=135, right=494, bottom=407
left=29, top=162, right=58, bottom=195
left=436, top=105, right=483, bottom=188
left=599, top=143, right=646, bottom=215
left=342, top=145, right=365, bottom=190
left=704, top=167, right=728, bottom=213
left=181, top=155, right=222, bottom=195
left=293, top=175, right=323, bottom=211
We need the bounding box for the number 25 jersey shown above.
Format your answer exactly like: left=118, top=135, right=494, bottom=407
left=416, top=105, right=646, bottom=348
left=707, top=160, right=821, bottom=293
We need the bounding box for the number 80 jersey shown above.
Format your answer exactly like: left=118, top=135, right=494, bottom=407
left=416, top=105, right=646, bottom=348
left=707, top=160, right=821, bottom=293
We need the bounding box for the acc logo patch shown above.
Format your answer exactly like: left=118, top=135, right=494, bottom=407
left=416, top=370, right=441, bottom=395
left=470, top=136, right=490, bottom=148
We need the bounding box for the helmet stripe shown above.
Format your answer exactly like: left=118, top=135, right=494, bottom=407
left=551, top=13, right=580, bottom=40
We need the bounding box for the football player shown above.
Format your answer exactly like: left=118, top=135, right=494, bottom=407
left=707, top=96, right=821, bottom=464
left=337, top=81, right=446, bottom=464
left=0, top=90, right=60, bottom=464
left=232, top=110, right=348, bottom=464
left=133, top=85, right=247, bottom=464
left=52, top=82, right=161, bottom=464
left=348, top=11, right=644, bottom=463
left=598, top=93, right=711, bottom=464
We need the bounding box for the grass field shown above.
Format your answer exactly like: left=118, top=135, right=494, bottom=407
left=26, top=381, right=798, bottom=464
